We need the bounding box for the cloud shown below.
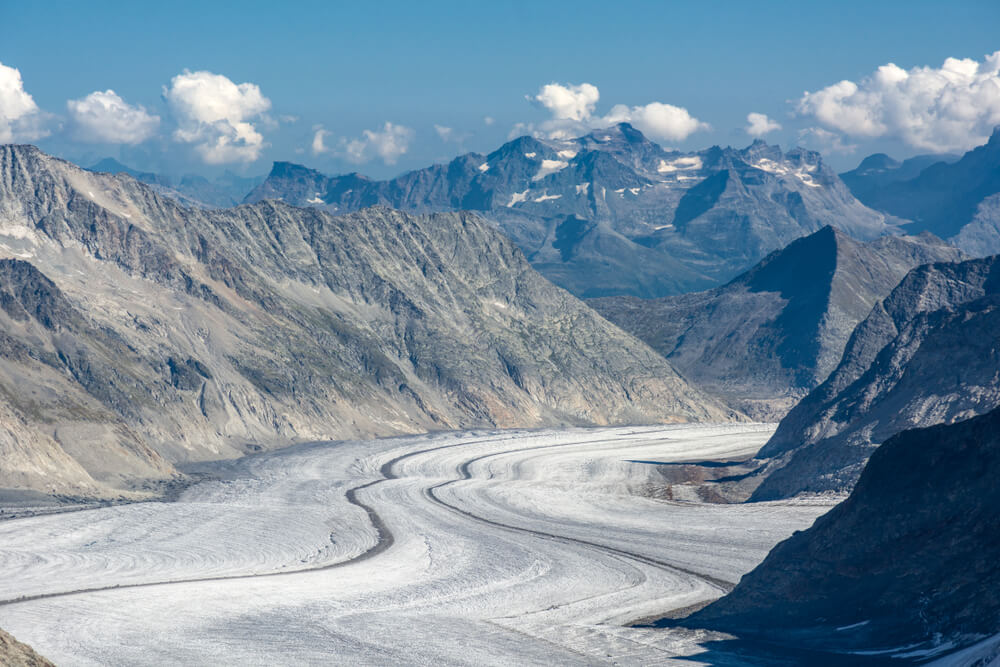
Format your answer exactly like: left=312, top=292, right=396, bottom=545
left=798, top=126, right=857, bottom=154
left=342, top=122, right=414, bottom=165
left=605, top=102, right=710, bottom=142
left=745, top=112, right=781, bottom=137
left=797, top=51, right=1000, bottom=152
left=311, top=127, right=331, bottom=155
left=66, top=90, right=159, bottom=144
left=434, top=124, right=454, bottom=142
left=522, top=82, right=708, bottom=143
left=530, top=82, right=600, bottom=121
left=163, top=70, right=271, bottom=164
left=483, top=116, right=495, bottom=126
left=0, top=61, right=50, bottom=143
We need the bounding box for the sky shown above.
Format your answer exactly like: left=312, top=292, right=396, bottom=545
left=2, top=0, right=999, bottom=179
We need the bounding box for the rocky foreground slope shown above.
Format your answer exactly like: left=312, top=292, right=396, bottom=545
left=246, top=123, right=897, bottom=298
left=591, top=226, right=962, bottom=419
left=753, top=254, right=1000, bottom=500
left=0, top=628, right=53, bottom=667
left=0, top=145, right=735, bottom=499
left=685, top=407, right=1000, bottom=659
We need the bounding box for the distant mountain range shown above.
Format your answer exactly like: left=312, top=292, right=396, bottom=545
left=86, top=157, right=265, bottom=208
left=754, top=253, right=1000, bottom=500
left=245, top=123, right=898, bottom=298
left=686, top=406, right=1000, bottom=659
left=590, top=226, right=963, bottom=419
left=0, top=145, right=734, bottom=499
left=841, top=128, right=1000, bottom=256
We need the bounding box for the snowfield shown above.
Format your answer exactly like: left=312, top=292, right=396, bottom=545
left=0, top=424, right=835, bottom=665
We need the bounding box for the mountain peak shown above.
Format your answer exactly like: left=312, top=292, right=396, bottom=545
left=989, top=125, right=1000, bottom=145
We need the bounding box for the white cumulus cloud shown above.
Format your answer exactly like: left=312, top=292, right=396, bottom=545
left=530, top=82, right=600, bottom=121
left=66, top=90, right=160, bottom=144
left=745, top=112, right=782, bottom=137
left=797, top=51, right=1000, bottom=152
left=522, top=82, right=707, bottom=143
left=605, top=101, right=710, bottom=142
left=0, top=61, right=49, bottom=143
left=163, top=70, right=272, bottom=164
left=311, top=126, right=331, bottom=155
left=343, top=122, right=414, bottom=165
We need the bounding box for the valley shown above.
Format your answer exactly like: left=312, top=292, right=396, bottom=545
left=0, top=424, right=834, bottom=665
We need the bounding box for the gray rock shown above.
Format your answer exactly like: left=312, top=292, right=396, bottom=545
left=245, top=124, right=898, bottom=298
left=0, top=144, right=737, bottom=498
left=685, top=406, right=1000, bottom=658
left=754, top=254, right=1000, bottom=499
left=590, top=226, right=962, bottom=419
left=840, top=128, right=1000, bottom=253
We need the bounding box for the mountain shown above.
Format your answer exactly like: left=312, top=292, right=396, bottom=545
left=86, top=158, right=264, bottom=208
left=0, top=144, right=736, bottom=499
left=684, top=406, right=1000, bottom=660
left=839, top=151, right=958, bottom=205
left=245, top=124, right=898, bottom=298
left=841, top=129, right=1000, bottom=255
left=589, top=226, right=963, bottom=419
left=753, top=254, right=1000, bottom=500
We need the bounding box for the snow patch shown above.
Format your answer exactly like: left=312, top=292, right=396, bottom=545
left=575, top=183, right=590, bottom=195
left=524, top=152, right=537, bottom=159
left=628, top=187, right=640, bottom=195
left=557, top=149, right=577, bottom=160
left=532, top=159, right=569, bottom=181
left=752, top=158, right=822, bottom=188
left=533, top=193, right=562, bottom=202
left=478, top=162, right=489, bottom=172
left=507, top=189, right=530, bottom=206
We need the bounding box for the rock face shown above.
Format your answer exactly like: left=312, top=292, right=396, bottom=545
left=686, top=407, right=1000, bottom=659
left=0, top=628, right=54, bottom=667
left=839, top=151, right=957, bottom=206
left=87, top=158, right=264, bottom=208
left=245, top=123, right=897, bottom=298
left=589, top=226, right=963, bottom=419
left=841, top=128, right=1000, bottom=256
left=754, top=254, right=1000, bottom=500
left=0, top=145, right=736, bottom=498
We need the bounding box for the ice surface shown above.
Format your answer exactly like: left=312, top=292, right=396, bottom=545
left=0, top=425, right=833, bottom=665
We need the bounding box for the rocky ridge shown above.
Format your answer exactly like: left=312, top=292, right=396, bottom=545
left=590, top=226, right=963, bottom=419
left=0, top=144, right=735, bottom=498
left=245, top=123, right=898, bottom=298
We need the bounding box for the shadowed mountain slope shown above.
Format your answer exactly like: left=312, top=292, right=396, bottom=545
left=686, top=407, right=1000, bottom=661
left=753, top=254, right=1000, bottom=500
left=590, top=226, right=962, bottom=419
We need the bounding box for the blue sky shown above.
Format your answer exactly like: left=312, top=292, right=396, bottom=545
left=2, top=0, right=999, bottom=177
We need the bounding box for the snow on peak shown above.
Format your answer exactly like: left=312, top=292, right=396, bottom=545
left=752, top=158, right=822, bottom=188
left=532, top=159, right=569, bottom=181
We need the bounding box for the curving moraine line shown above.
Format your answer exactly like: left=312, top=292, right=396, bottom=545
left=0, top=430, right=732, bottom=620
